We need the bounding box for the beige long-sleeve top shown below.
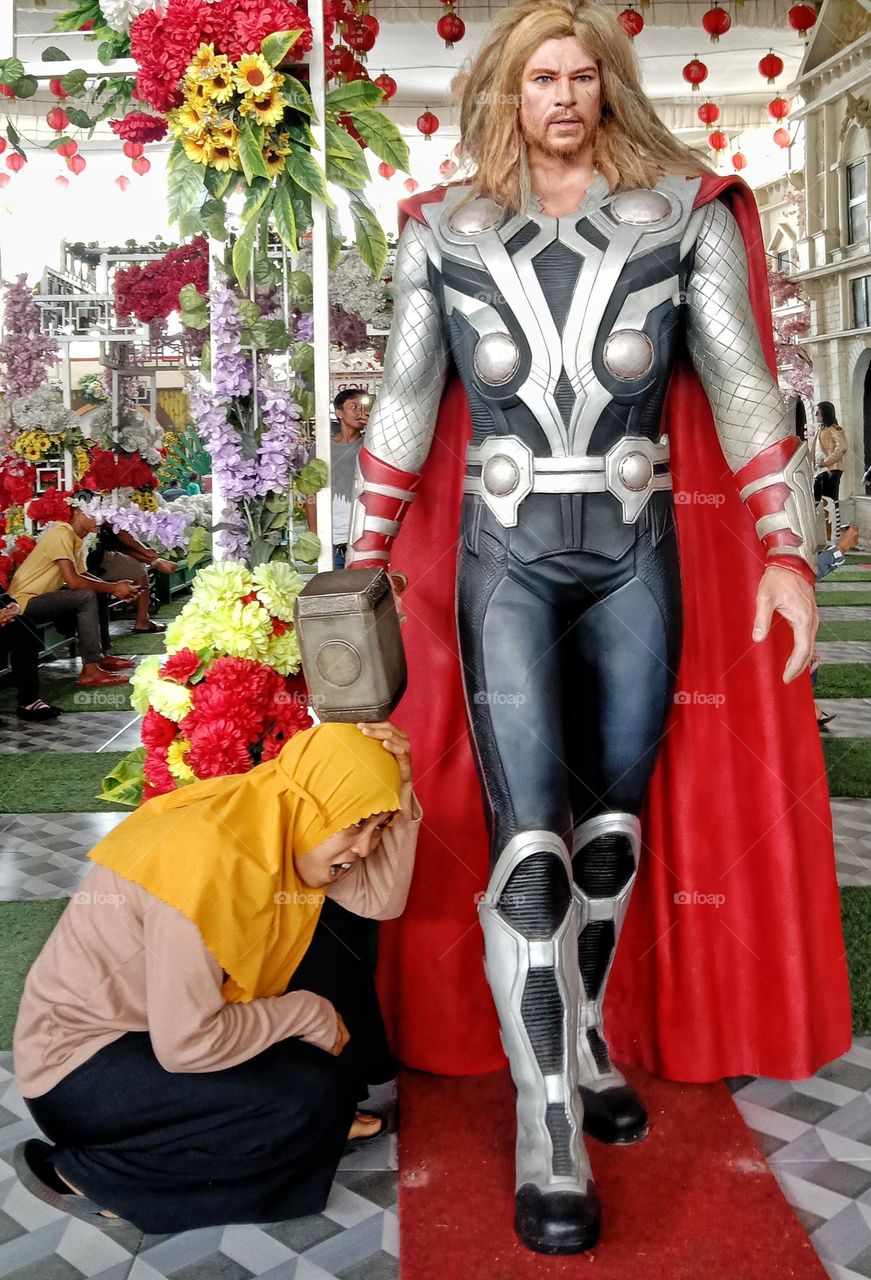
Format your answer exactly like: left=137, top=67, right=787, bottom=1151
left=14, top=795, right=421, bottom=1099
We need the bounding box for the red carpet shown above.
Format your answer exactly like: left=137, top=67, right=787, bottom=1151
left=398, top=1067, right=826, bottom=1279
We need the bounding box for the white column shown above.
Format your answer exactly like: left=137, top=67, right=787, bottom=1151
left=309, top=4, right=333, bottom=573
left=207, top=233, right=226, bottom=558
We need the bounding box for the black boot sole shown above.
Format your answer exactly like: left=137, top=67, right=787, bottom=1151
left=515, top=1183, right=602, bottom=1255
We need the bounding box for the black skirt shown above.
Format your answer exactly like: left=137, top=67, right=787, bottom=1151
left=25, top=900, right=396, bottom=1233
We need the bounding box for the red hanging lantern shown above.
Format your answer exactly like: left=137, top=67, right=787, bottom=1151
left=348, top=59, right=370, bottom=82
left=345, top=19, right=376, bottom=53
left=374, top=72, right=397, bottom=99
left=453, top=142, right=461, bottom=157
left=702, top=5, right=731, bottom=42
left=123, top=140, right=144, bottom=159
left=6, top=153, right=25, bottom=172
left=333, top=0, right=356, bottom=19
left=378, top=162, right=396, bottom=178
left=0, top=173, right=10, bottom=188
left=697, top=101, right=720, bottom=129
left=768, top=95, right=790, bottom=121
left=55, top=174, right=70, bottom=188
left=49, top=77, right=67, bottom=99
left=67, top=154, right=86, bottom=174
left=682, top=57, right=708, bottom=92
left=707, top=130, right=729, bottom=154
left=440, top=157, right=458, bottom=179
left=437, top=12, right=465, bottom=47
left=773, top=127, right=791, bottom=148
left=758, top=51, right=784, bottom=84
left=132, top=155, right=151, bottom=175
left=0, top=139, right=6, bottom=156
left=57, top=139, right=78, bottom=158
left=0, top=85, right=15, bottom=100
left=362, top=13, right=380, bottom=37
left=617, top=7, right=644, bottom=37
left=416, top=109, right=439, bottom=141
left=115, top=174, right=130, bottom=191
left=732, top=151, right=747, bottom=171
left=787, top=4, right=817, bottom=38
left=330, top=45, right=358, bottom=78
left=403, top=177, right=419, bottom=193
left=46, top=107, right=69, bottom=132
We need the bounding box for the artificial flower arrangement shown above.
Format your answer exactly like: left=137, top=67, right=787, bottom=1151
left=0, top=277, right=58, bottom=410
left=79, top=490, right=195, bottom=551
left=8, top=386, right=85, bottom=464
left=0, top=532, right=37, bottom=592
left=114, top=235, right=209, bottom=325
left=25, top=487, right=75, bottom=525
left=99, top=559, right=313, bottom=805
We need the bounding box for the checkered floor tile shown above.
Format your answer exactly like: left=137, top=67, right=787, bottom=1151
left=816, top=643, right=871, bottom=666
left=819, top=608, right=871, bottom=623
left=818, top=584, right=871, bottom=594
left=0, top=814, right=126, bottom=900
left=833, top=799, right=871, bottom=887
left=817, top=702, right=871, bottom=740
left=0, top=716, right=142, bottom=757
left=0, top=1056, right=397, bottom=1280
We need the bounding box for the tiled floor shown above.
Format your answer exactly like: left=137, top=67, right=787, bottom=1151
left=819, top=608, right=871, bottom=623
left=815, top=643, right=871, bottom=666
left=0, top=715, right=142, bottom=756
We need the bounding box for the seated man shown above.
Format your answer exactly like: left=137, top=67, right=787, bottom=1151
left=0, top=592, right=61, bottom=721
left=87, top=524, right=175, bottom=635
left=7, top=507, right=139, bottom=689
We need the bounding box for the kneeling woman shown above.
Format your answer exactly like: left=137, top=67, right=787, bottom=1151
left=13, top=720, right=419, bottom=1233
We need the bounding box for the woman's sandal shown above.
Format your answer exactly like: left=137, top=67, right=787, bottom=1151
left=343, top=1111, right=386, bottom=1154
left=13, top=1140, right=130, bottom=1230
left=132, top=621, right=167, bottom=634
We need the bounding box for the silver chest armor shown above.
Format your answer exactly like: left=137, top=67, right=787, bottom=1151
left=421, top=175, right=701, bottom=560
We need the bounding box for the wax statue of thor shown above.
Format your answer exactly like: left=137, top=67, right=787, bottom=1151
left=347, top=0, right=849, bottom=1257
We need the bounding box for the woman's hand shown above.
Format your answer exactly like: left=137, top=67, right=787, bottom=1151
left=356, top=719, right=413, bottom=812
left=329, top=1012, right=351, bottom=1056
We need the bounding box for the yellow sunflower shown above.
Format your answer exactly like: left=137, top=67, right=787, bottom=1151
left=234, top=53, right=276, bottom=98
left=170, top=99, right=210, bottom=135
left=181, top=132, right=215, bottom=165
left=208, top=120, right=240, bottom=172
left=188, top=43, right=218, bottom=76
left=261, top=141, right=289, bottom=178
left=239, top=87, right=287, bottom=128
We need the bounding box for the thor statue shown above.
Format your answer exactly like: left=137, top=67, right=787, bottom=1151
left=347, top=0, right=851, bottom=1256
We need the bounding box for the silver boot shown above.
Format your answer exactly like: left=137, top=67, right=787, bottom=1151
left=479, top=830, right=601, bottom=1254
left=572, top=812, right=649, bottom=1144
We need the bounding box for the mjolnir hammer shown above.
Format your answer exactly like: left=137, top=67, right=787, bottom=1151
left=293, top=568, right=407, bottom=722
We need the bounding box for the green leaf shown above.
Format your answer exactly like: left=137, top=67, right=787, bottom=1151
left=326, top=201, right=344, bottom=268
left=203, top=165, right=233, bottom=198
left=97, top=746, right=145, bottom=808
left=349, top=192, right=388, bottom=278
left=290, top=341, right=314, bottom=378
left=295, top=389, right=315, bottom=419
left=241, top=175, right=271, bottom=222
left=12, top=76, right=39, bottom=100
left=47, top=134, right=73, bottom=151
left=0, top=59, right=25, bottom=84
left=41, top=46, right=71, bottom=61
left=293, top=531, right=321, bottom=564
left=97, top=40, right=117, bottom=65
left=265, top=497, right=290, bottom=514
left=293, top=457, right=328, bottom=495
left=325, top=81, right=384, bottom=113
left=253, top=253, right=279, bottom=285
left=198, top=340, right=211, bottom=379
left=237, top=117, right=270, bottom=185
left=325, top=148, right=369, bottom=191
left=187, top=525, right=211, bottom=571
left=178, top=283, right=209, bottom=329
left=281, top=74, right=315, bottom=118
left=350, top=108, right=410, bottom=172
left=286, top=147, right=333, bottom=207
left=178, top=208, right=204, bottom=239
left=261, top=28, right=304, bottom=67
left=250, top=318, right=290, bottom=349
left=65, top=105, right=95, bottom=129
left=6, top=122, right=21, bottom=147
left=287, top=177, right=313, bottom=238
left=325, top=118, right=363, bottom=160
left=289, top=269, right=312, bottom=309
left=272, top=176, right=298, bottom=253
left=60, top=68, right=88, bottom=96
left=199, top=196, right=227, bottom=241
left=53, top=0, right=102, bottom=31
left=167, top=152, right=205, bottom=226
left=232, top=215, right=259, bottom=288
left=284, top=118, right=317, bottom=150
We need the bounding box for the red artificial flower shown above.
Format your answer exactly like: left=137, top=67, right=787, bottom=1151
left=0, top=459, right=37, bottom=509
left=268, top=681, right=313, bottom=734
left=188, top=679, right=265, bottom=743
left=206, top=655, right=284, bottom=704
left=271, top=616, right=289, bottom=637
left=187, top=718, right=253, bottom=778
left=114, top=237, right=208, bottom=324
left=240, top=591, right=259, bottom=605
left=26, top=488, right=74, bottom=525
left=0, top=554, right=14, bottom=589
left=141, top=708, right=179, bottom=750
left=82, top=447, right=158, bottom=493
left=214, top=0, right=313, bottom=62
left=143, top=745, right=175, bottom=793
left=260, top=713, right=311, bottom=762
left=10, top=534, right=36, bottom=565
left=130, top=0, right=223, bottom=112
left=159, top=648, right=202, bottom=684
left=110, top=112, right=168, bottom=144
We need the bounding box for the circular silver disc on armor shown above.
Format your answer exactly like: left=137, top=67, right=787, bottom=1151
left=618, top=452, right=654, bottom=491
left=482, top=453, right=520, bottom=497
left=448, top=197, right=505, bottom=235
left=474, top=331, right=520, bottom=385
left=610, top=190, right=673, bottom=225
left=603, top=329, right=654, bottom=379
left=315, top=640, right=362, bottom=687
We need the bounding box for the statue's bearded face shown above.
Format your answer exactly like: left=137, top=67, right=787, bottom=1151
left=518, top=36, right=602, bottom=163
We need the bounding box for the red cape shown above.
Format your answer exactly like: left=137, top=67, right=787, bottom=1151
left=377, top=174, right=852, bottom=1083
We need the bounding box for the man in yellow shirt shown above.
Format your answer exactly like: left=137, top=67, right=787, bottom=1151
left=9, top=508, right=141, bottom=688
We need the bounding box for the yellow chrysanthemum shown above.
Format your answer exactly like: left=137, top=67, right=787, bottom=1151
left=165, top=612, right=215, bottom=655
left=149, top=678, right=193, bottom=724
left=252, top=562, right=302, bottom=622
left=208, top=600, right=273, bottom=662
left=74, top=446, right=89, bottom=480
left=130, top=655, right=162, bottom=715
left=167, top=737, right=196, bottom=783
left=192, top=561, right=254, bottom=607
left=239, top=88, right=287, bottom=128
left=188, top=42, right=218, bottom=76
left=234, top=53, right=276, bottom=98
left=264, top=629, right=301, bottom=677
left=182, top=132, right=215, bottom=165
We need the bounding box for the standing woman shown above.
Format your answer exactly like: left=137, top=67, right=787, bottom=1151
left=13, top=721, right=420, bottom=1233
left=813, top=401, right=849, bottom=501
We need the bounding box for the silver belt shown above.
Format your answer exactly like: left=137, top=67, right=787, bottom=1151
left=463, top=435, right=672, bottom=527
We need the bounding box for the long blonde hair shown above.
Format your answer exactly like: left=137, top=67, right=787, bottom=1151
left=452, top=0, right=711, bottom=213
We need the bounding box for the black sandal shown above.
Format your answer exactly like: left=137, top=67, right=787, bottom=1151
left=13, top=1140, right=130, bottom=1230
left=132, top=621, right=166, bottom=634
left=343, top=1111, right=387, bottom=1154
left=17, top=703, right=62, bottom=721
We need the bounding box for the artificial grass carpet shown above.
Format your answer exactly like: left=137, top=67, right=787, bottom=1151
left=817, top=591, right=871, bottom=608
left=821, top=738, right=871, bottom=799
left=815, top=664, right=871, bottom=699
left=0, top=752, right=130, bottom=813
left=0, top=670, right=135, bottom=714
left=841, top=887, right=871, bottom=1036
left=0, top=900, right=66, bottom=1049
left=817, top=620, right=871, bottom=642
left=110, top=631, right=169, bottom=656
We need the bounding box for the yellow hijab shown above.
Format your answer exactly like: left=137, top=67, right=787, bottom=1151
left=89, top=723, right=401, bottom=1003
